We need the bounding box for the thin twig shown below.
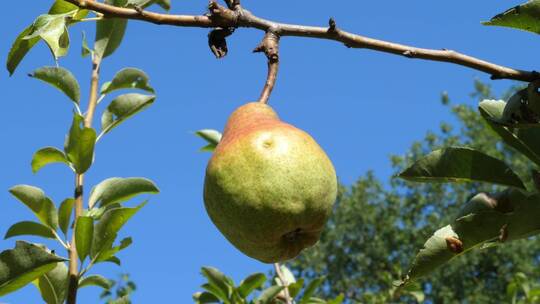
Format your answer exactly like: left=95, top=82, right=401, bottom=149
left=63, top=0, right=539, bottom=82
left=274, top=263, right=292, bottom=304
left=254, top=31, right=280, bottom=104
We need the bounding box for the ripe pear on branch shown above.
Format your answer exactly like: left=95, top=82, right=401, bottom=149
left=204, top=102, right=337, bottom=263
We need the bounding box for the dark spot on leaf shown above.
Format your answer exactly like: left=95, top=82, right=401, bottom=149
left=445, top=236, right=463, bottom=253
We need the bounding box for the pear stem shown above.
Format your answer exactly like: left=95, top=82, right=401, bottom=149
left=254, top=31, right=280, bottom=104
left=274, top=262, right=293, bottom=304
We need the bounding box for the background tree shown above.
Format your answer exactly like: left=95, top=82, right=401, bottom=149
left=290, top=81, right=540, bottom=303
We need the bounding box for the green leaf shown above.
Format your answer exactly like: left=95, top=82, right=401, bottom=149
left=95, top=0, right=127, bottom=59
left=109, top=296, right=130, bottom=304
left=91, top=203, right=146, bottom=261
left=64, top=113, right=96, bottom=174
left=25, top=13, right=72, bottom=60
left=201, top=283, right=229, bottom=303
left=402, top=190, right=540, bottom=285
left=75, top=216, right=93, bottom=262
left=127, top=0, right=171, bottom=11
left=201, top=267, right=233, bottom=301
left=0, top=241, right=65, bottom=296
left=237, top=273, right=266, bottom=298
left=407, top=291, right=425, bottom=303
left=104, top=256, right=121, bottom=265
left=483, top=1, right=540, bottom=35
left=4, top=221, right=56, bottom=240
left=327, top=294, right=345, bottom=304
left=193, top=291, right=221, bottom=304
left=154, top=0, right=171, bottom=10
left=48, top=0, right=88, bottom=20
left=256, top=285, right=285, bottom=304
left=30, top=67, right=80, bottom=104
left=31, top=147, right=70, bottom=174
left=479, top=99, right=540, bottom=166
left=94, top=237, right=132, bottom=264
left=81, top=31, right=92, bottom=57
left=6, top=26, right=40, bottom=75
left=58, top=198, right=75, bottom=236
left=88, top=177, right=159, bottom=209
left=101, top=68, right=155, bottom=94
left=398, top=147, right=525, bottom=189
left=9, top=185, right=58, bottom=229
left=195, top=129, right=222, bottom=152
left=34, top=262, right=68, bottom=304
left=84, top=203, right=120, bottom=220
left=79, top=275, right=113, bottom=289
left=288, top=278, right=304, bottom=298
left=299, top=277, right=325, bottom=304
left=100, top=93, right=156, bottom=135
left=6, top=1, right=85, bottom=75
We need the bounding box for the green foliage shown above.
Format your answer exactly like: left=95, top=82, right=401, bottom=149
left=58, top=198, right=75, bottom=236
left=91, top=203, right=145, bottom=263
left=75, top=216, right=94, bottom=262
left=9, top=185, right=58, bottom=230
left=290, top=81, right=540, bottom=303
left=95, top=0, right=128, bottom=59
left=6, top=26, right=40, bottom=75
left=100, top=68, right=155, bottom=94
left=479, top=98, right=540, bottom=166
left=24, top=12, right=73, bottom=60
left=399, top=147, right=526, bottom=189
left=30, top=66, right=81, bottom=104
left=4, top=221, right=56, bottom=240
left=506, top=272, right=540, bottom=303
left=64, top=113, right=97, bottom=174
left=100, top=93, right=156, bottom=136
left=99, top=273, right=137, bottom=304
left=88, top=177, right=159, bottom=208
left=34, top=262, right=69, bottom=304
left=195, top=129, right=222, bottom=152
left=126, top=0, right=171, bottom=11
left=398, top=81, right=540, bottom=285
left=193, top=265, right=344, bottom=304
left=0, top=242, right=65, bottom=297
left=79, top=274, right=114, bottom=290
left=484, top=0, right=540, bottom=35
left=6, top=2, right=84, bottom=75
left=2, top=1, right=160, bottom=301
left=31, top=147, right=71, bottom=174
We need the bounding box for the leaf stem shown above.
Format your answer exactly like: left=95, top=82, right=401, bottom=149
left=52, top=229, right=69, bottom=249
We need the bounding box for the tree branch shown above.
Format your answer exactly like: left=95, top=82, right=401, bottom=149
left=64, top=0, right=539, bottom=82
left=254, top=31, right=279, bottom=104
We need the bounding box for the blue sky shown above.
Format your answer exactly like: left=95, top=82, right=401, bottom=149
left=1, top=1, right=538, bottom=303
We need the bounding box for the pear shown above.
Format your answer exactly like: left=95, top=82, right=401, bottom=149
left=204, top=102, right=337, bottom=263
